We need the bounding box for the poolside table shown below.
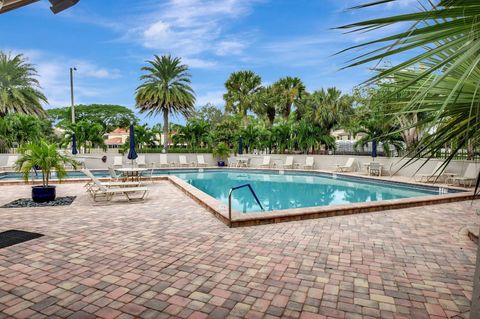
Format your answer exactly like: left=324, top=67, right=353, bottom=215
left=116, top=167, right=148, bottom=182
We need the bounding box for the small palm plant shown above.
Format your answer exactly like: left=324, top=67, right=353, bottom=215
left=213, top=142, right=230, bottom=166
left=16, top=140, right=77, bottom=202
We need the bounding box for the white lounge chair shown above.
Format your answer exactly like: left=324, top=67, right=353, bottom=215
left=414, top=162, right=444, bottom=182
left=282, top=156, right=294, bottom=169
left=157, top=154, right=171, bottom=167
left=197, top=155, right=208, bottom=167
left=82, top=168, right=148, bottom=202
left=259, top=156, right=271, bottom=168
left=83, top=168, right=142, bottom=190
left=303, top=157, right=314, bottom=170
left=136, top=155, right=147, bottom=168
left=336, top=158, right=356, bottom=172
left=1, top=155, right=18, bottom=171
left=113, top=156, right=123, bottom=168
left=451, top=163, right=479, bottom=187
left=179, top=155, right=189, bottom=167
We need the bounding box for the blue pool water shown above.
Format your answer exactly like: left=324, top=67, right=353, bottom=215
left=175, top=170, right=450, bottom=213
left=1, top=169, right=457, bottom=213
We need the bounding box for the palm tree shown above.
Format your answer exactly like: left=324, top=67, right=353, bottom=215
left=135, top=55, right=196, bottom=151
left=0, top=52, right=47, bottom=117
left=224, top=70, right=262, bottom=128
left=253, top=86, right=279, bottom=126
left=313, top=87, right=352, bottom=132
left=273, top=77, right=305, bottom=121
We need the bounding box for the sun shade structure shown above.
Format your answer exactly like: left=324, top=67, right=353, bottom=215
left=0, top=0, right=79, bottom=14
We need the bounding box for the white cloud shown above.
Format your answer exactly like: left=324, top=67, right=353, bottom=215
left=195, top=90, right=225, bottom=107
left=127, top=0, right=260, bottom=60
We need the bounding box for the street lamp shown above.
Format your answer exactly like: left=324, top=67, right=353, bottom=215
left=70, top=67, right=77, bottom=124
left=70, top=67, right=78, bottom=155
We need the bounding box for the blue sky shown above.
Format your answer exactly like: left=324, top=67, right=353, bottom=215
left=0, top=0, right=417, bottom=125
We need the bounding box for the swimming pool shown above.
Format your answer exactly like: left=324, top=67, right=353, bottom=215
left=174, top=170, right=460, bottom=213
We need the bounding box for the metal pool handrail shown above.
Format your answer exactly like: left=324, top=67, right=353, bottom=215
left=228, top=184, right=264, bottom=227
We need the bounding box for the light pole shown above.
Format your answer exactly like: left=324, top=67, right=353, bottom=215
left=70, top=67, right=77, bottom=124
left=70, top=67, right=78, bottom=155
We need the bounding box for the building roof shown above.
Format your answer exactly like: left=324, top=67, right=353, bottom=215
left=111, top=128, right=129, bottom=134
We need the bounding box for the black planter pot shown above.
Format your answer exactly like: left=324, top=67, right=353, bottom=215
left=32, top=185, right=56, bottom=203
left=217, top=161, right=225, bottom=167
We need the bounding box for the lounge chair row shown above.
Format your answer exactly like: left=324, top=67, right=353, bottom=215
left=230, top=156, right=315, bottom=170
left=112, top=154, right=209, bottom=168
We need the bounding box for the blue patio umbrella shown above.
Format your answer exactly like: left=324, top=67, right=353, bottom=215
left=371, top=134, right=377, bottom=160
left=71, top=134, right=78, bottom=155
left=127, top=124, right=138, bottom=167
left=238, top=136, right=243, bottom=155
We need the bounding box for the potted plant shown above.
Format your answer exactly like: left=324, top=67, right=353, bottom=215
left=212, top=142, right=230, bottom=167
left=16, top=140, right=78, bottom=202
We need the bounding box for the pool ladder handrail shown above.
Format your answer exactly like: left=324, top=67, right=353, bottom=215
left=228, top=183, right=264, bottom=228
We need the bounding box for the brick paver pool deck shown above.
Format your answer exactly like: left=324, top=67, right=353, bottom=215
left=0, top=182, right=477, bottom=318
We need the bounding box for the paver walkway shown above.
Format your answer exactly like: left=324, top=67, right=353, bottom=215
left=0, top=182, right=477, bottom=318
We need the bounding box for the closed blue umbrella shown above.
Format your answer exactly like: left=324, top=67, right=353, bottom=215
left=127, top=124, right=138, bottom=167
left=371, top=134, right=377, bottom=160
left=238, top=136, right=243, bottom=155
left=71, top=134, right=78, bottom=155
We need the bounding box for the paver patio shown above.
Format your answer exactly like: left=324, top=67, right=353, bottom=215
left=0, top=182, right=477, bottom=318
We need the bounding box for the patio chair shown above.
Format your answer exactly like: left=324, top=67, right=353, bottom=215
left=451, top=163, right=479, bottom=187
left=1, top=155, right=18, bottom=171
left=113, top=156, right=123, bottom=168
left=179, top=155, right=189, bottom=167
left=83, top=167, right=142, bottom=189
left=259, top=156, right=271, bottom=168
left=414, top=162, right=444, bottom=182
left=336, top=157, right=356, bottom=172
left=136, top=155, right=147, bottom=167
left=303, top=157, right=314, bottom=170
left=282, top=156, right=294, bottom=169
left=157, top=154, right=173, bottom=167
left=368, top=162, right=381, bottom=176
left=81, top=168, right=148, bottom=202
left=197, top=155, right=208, bottom=167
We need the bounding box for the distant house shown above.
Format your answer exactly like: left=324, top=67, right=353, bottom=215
left=331, top=129, right=365, bottom=141
left=104, top=128, right=129, bottom=149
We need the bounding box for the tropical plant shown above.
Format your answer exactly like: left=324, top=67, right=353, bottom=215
left=270, top=121, right=292, bottom=154
left=16, top=140, right=77, bottom=187
left=338, top=0, right=480, bottom=171
left=135, top=55, right=196, bottom=151
left=62, top=120, right=105, bottom=153
left=253, top=86, right=279, bottom=126
left=224, top=70, right=262, bottom=127
left=273, top=76, right=305, bottom=121
left=212, top=142, right=230, bottom=161
left=0, top=52, right=47, bottom=117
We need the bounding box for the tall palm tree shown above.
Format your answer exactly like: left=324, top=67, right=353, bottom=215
left=0, top=52, right=47, bottom=117
left=313, top=87, right=352, bottom=132
left=224, top=70, right=262, bottom=127
left=135, top=55, right=196, bottom=151
left=253, top=85, right=279, bottom=126
left=273, top=77, right=305, bottom=121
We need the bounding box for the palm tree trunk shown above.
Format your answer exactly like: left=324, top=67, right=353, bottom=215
left=163, top=110, right=169, bottom=151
